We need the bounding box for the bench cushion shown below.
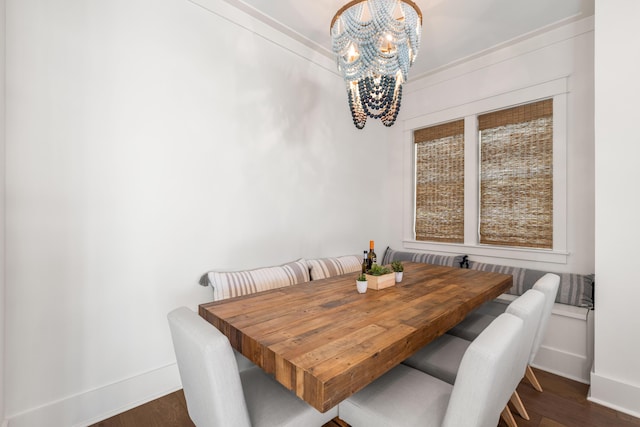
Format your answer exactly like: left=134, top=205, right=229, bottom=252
left=200, top=259, right=310, bottom=301
left=382, top=247, right=466, bottom=268
left=467, top=261, right=594, bottom=308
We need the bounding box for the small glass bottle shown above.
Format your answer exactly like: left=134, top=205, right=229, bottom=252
left=362, top=251, right=368, bottom=273
left=367, top=240, right=377, bottom=269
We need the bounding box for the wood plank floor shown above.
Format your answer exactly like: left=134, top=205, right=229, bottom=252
left=91, top=368, right=640, bottom=427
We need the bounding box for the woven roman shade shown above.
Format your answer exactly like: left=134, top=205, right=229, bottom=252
left=478, top=99, right=553, bottom=249
left=414, top=120, right=464, bottom=243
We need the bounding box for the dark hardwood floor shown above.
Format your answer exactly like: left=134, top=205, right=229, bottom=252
left=91, top=368, right=640, bottom=427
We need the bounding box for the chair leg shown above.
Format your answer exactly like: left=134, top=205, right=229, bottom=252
left=525, top=365, right=543, bottom=392
left=510, top=391, right=530, bottom=420
left=501, top=405, right=518, bottom=427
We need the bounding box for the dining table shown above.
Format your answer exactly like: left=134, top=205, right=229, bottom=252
left=199, top=261, right=512, bottom=413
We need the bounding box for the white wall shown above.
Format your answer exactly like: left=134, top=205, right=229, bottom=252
left=391, top=17, right=595, bottom=275
left=1, top=0, right=6, bottom=424
left=591, top=0, right=640, bottom=418
left=13, top=0, right=640, bottom=423
left=4, top=0, right=390, bottom=425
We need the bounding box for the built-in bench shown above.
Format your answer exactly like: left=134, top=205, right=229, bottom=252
left=198, top=255, right=363, bottom=300
left=198, top=249, right=595, bottom=383
left=382, top=247, right=595, bottom=383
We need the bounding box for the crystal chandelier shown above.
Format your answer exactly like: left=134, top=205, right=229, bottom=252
left=331, top=0, right=422, bottom=129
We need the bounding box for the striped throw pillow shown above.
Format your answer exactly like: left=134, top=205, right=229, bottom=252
left=202, top=259, right=310, bottom=301
left=307, top=255, right=362, bottom=280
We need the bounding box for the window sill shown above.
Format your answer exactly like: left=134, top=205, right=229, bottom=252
left=402, top=240, right=569, bottom=264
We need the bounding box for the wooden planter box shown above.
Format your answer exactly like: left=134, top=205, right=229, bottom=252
left=365, top=272, right=395, bottom=290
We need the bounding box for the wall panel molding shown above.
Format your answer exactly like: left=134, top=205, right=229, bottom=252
left=188, top=0, right=337, bottom=75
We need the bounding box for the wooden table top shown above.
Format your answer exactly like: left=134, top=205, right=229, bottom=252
left=199, top=262, right=512, bottom=413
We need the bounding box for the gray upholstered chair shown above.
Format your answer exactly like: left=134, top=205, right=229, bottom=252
left=448, top=273, right=560, bottom=391
left=167, top=307, right=338, bottom=427
left=338, top=313, right=524, bottom=427
left=403, top=289, right=545, bottom=427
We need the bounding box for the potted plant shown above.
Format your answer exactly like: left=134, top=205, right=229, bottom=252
left=356, top=273, right=368, bottom=293
left=365, top=264, right=395, bottom=290
left=391, top=261, right=404, bottom=283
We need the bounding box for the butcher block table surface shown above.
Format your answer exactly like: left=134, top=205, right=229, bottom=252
left=199, top=261, right=512, bottom=413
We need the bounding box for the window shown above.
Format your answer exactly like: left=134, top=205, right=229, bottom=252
left=404, top=78, right=567, bottom=263
left=414, top=120, right=465, bottom=243
left=478, top=99, right=553, bottom=249
left=412, top=99, right=556, bottom=252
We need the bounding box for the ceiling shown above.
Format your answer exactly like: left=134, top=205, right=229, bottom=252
left=220, top=0, right=594, bottom=78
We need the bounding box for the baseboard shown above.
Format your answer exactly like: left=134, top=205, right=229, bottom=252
left=532, top=344, right=590, bottom=384
left=6, top=363, right=182, bottom=427
left=589, top=371, right=640, bottom=419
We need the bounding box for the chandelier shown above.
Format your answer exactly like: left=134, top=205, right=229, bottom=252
left=330, top=0, right=422, bottom=129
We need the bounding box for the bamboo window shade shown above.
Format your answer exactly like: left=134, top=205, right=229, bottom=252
left=414, top=120, right=465, bottom=243
left=478, top=99, right=553, bottom=249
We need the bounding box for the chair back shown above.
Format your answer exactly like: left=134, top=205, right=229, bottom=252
left=505, top=289, right=545, bottom=383
left=530, top=273, right=560, bottom=362
left=442, top=313, right=524, bottom=427
left=168, top=307, right=251, bottom=427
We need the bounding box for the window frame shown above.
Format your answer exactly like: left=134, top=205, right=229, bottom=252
left=402, top=78, right=568, bottom=264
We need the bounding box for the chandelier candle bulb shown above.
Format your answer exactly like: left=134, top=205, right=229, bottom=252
left=330, top=0, right=422, bottom=129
